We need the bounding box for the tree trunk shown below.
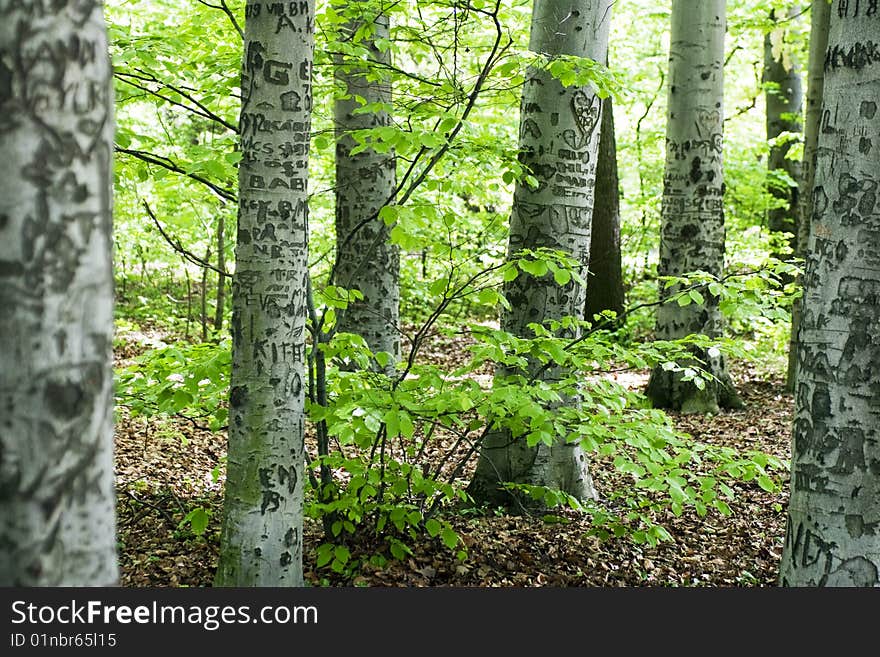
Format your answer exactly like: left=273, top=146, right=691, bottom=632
left=763, top=9, right=803, bottom=254
left=645, top=0, right=743, bottom=415
left=214, top=212, right=226, bottom=334
left=201, top=246, right=211, bottom=342
left=778, top=5, right=880, bottom=588
left=334, top=2, right=400, bottom=366
left=786, top=0, right=830, bottom=392
left=0, top=4, right=118, bottom=585
left=585, top=95, right=625, bottom=322
left=215, top=0, right=314, bottom=587
left=468, top=0, right=612, bottom=507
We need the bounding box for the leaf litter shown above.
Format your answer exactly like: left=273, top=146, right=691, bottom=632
left=116, top=331, right=792, bottom=587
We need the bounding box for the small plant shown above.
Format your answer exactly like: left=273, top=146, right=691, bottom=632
left=179, top=506, right=212, bottom=538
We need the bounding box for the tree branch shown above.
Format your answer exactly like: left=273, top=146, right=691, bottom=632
left=196, top=0, right=244, bottom=39
left=117, top=146, right=236, bottom=202
left=115, top=69, right=238, bottom=132
left=142, top=200, right=231, bottom=278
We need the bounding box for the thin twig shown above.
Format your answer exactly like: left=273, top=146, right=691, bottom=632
left=196, top=0, right=244, bottom=39
left=114, top=70, right=237, bottom=132
left=142, top=200, right=231, bottom=278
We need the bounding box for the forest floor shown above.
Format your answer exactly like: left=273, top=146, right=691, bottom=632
left=114, top=327, right=793, bottom=587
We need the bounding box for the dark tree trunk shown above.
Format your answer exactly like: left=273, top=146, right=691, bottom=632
left=763, top=8, right=804, bottom=256
left=585, top=96, right=625, bottom=323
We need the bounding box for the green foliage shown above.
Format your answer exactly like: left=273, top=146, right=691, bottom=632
left=304, top=255, right=789, bottom=568
left=582, top=421, right=787, bottom=545
left=116, top=340, right=231, bottom=431
left=640, top=255, right=799, bottom=376
left=180, top=506, right=212, bottom=537
left=104, top=0, right=806, bottom=583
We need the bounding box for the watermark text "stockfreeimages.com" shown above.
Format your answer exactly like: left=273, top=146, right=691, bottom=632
left=11, top=600, right=318, bottom=631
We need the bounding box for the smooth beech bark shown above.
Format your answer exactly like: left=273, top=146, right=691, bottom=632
left=215, top=0, right=315, bottom=587
left=334, top=1, right=400, bottom=367
left=778, top=2, right=880, bottom=587
left=469, top=0, right=612, bottom=506
left=787, top=0, right=830, bottom=392
left=645, top=0, right=743, bottom=414
left=0, top=2, right=118, bottom=585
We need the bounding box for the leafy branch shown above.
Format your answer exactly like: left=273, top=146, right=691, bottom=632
left=115, top=69, right=237, bottom=132
left=141, top=200, right=231, bottom=278
left=117, top=147, right=237, bottom=202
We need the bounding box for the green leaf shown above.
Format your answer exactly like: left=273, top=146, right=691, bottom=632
left=389, top=540, right=409, bottom=560
left=440, top=527, right=458, bottom=550
left=390, top=224, right=419, bottom=249
left=399, top=412, right=415, bottom=439
left=334, top=545, right=351, bottom=565
left=553, top=268, right=572, bottom=285
left=384, top=410, right=400, bottom=439
left=476, top=288, right=499, bottom=306
left=181, top=507, right=210, bottom=536
left=378, top=205, right=398, bottom=225
left=420, top=132, right=444, bottom=148
left=520, top=259, right=549, bottom=277
left=203, top=159, right=228, bottom=179
left=429, top=278, right=448, bottom=297
left=425, top=519, right=441, bottom=538
left=757, top=475, right=775, bottom=492
left=668, top=479, right=686, bottom=504
left=439, top=117, right=458, bottom=133
left=316, top=544, right=335, bottom=568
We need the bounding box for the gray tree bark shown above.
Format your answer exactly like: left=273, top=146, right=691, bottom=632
left=763, top=8, right=804, bottom=253
left=215, top=0, right=314, bottom=587
left=778, top=3, right=880, bottom=588
left=469, top=0, right=612, bottom=507
left=214, top=213, right=226, bottom=334
left=645, top=0, right=743, bottom=414
left=0, top=2, right=118, bottom=585
left=334, top=2, right=400, bottom=365
left=787, top=0, right=830, bottom=392
left=585, top=95, right=625, bottom=322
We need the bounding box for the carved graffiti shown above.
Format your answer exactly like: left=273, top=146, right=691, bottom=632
left=217, top=1, right=315, bottom=585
